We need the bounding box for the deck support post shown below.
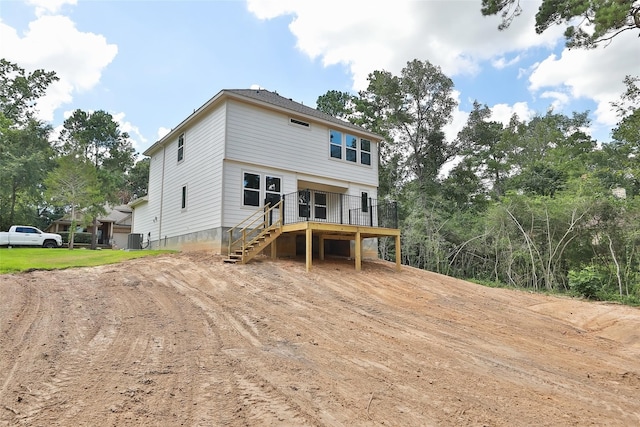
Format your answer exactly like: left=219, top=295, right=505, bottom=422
left=355, top=231, right=362, bottom=271
left=271, top=238, right=277, bottom=259
left=395, top=233, right=401, bottom=271
left=319, top=235, right=325, bottom=261
left=305, top=226, right=312, bottom=272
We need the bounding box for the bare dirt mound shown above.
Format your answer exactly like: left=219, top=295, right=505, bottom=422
left=1, top=252, right=639, bottom=426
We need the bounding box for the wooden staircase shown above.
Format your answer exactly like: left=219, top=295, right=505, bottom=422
left=224, top=200, right=283, bottom=264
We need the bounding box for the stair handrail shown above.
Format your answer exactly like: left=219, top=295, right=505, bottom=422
left=228, top=200, right=283, bottom=256
left=243, top=221, right=281, bottom=257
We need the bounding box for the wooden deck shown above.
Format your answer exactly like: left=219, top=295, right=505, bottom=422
left=279, top=221, right=401, bottom=272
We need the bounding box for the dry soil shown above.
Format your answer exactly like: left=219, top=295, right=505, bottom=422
left=1, top=252, right=639, bottom=426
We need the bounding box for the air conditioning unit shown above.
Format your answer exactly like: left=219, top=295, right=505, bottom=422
left=128, top=233, right=143, bottom=250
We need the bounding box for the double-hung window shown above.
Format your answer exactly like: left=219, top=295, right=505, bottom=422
left=329, top=130, right=373, bottom=166
left=345, top=134, right=357, bottom=163
left=177, top=133, right=185, bottom=162
left=314, top=192, right=327, bottom=220
left=361, top=139, right=371, bottom=165
left=330, top=130, right=342, bottom=159
left=243, top=172, right=260, bottom=207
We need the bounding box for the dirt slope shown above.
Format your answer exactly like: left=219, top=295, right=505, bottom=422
left=1, top=252, right=639, bottom=426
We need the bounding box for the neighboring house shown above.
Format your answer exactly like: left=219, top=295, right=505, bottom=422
left=46, top=204, right=133, bottom=248
left=131, top=89, right=400, bottom=270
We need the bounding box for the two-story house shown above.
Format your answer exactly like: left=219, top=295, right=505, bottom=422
left=131, top=89, right=400, bottom=271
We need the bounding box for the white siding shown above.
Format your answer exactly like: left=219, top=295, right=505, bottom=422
left=225, top=100, right=378, bottom=188
left=222, top=161, right=299, bottom=227
left=221, top=160, right=377, bottom=228
left=146, top=149, right=165, bottom=243
left=150, top=105, right=226, bottom=240
left=146, top=95, right=382, bottom=238
left=131, top=199, right=152, bottom=238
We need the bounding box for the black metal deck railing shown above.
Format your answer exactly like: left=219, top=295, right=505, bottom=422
left=265, top=190, right=398, bottom=229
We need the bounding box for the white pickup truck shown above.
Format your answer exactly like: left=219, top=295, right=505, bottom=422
left=0, top=226, right=63, bottom=248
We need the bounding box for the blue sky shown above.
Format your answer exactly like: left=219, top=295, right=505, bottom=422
left=1, top=0, right=637, bottom=157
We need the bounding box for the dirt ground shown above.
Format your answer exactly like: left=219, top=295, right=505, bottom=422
left=1, top=252, right=639, bottom=426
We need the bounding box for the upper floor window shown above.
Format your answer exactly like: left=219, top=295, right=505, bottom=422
left=361, top=139, right=371, bottom=165
left=345, top=134, right=357, bottom=163
left=177, top=133, right=185, bottom=162
left=330, top=130, right=342, bottom=159
left=243, top=172, right=260, bottom=207
left=329, top=129, right=372, bottom=166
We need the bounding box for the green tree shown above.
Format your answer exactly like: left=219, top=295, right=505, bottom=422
left=441, top=158, right=489, bottom=211
left=456, top=102, right=520, bottom=199
left=481, top=0, right=640, bottom=48
left=510, top=111, right=595, bottom=195
left=0, top=59, right=58, bottom=231
left=44, top=155, right=102, bottom=249
left=0, top=59, right=58, bottom=124
left=126, top=157, right=150, bottom=201
left=58, top=109, right=136, bottom=248
left=590, top=76, right=640, bottom=197
left=316, top=90, right=355, bottom=121
left=359, top=59, right=458, bottom=196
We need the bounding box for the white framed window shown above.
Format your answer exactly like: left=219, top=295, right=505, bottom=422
left=177, top=133, right=185, bottom=163
left=314, top=192, right=327, bottom=219
left=345, top=134, right=357, bottom=163
left=361, top=139, right=371, bottom=165
left=181, top=185, right=187, bottom=210
left=330, top=130, right=342, bottom=159
left=243, top=172, right=260, bottom=207
left=361, top=191, right=369, bottom=213
left=329, top=129, right=372, bottom=167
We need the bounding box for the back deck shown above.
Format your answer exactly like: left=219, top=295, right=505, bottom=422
left=227, top=190, right=401, bottom=271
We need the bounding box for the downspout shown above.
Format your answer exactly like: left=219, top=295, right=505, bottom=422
left=158, top=145, right=166, bottom=247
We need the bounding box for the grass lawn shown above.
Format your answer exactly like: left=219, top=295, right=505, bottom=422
left=0, top=248, right=174, bottom=274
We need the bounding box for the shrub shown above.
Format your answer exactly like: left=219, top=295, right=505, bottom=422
left=58, top=232, right=93, bottom=244
left=568, top=266, right=606, bottom=299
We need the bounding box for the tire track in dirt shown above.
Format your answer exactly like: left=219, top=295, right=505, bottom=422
left=0, top=279, right=42, bottom=399
left=2, top=252, right=640, bottom=426
left=146, top=257, right=322, bottom=425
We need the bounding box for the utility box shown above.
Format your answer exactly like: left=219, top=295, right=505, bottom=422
left=128, top=233, right=143, bottom=250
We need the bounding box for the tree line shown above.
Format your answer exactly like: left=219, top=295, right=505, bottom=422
left=0, top=59, right=149, bottom=247
left=1, top=50, right=638, bottom=302
left=316, top=59, right=639, bottom=303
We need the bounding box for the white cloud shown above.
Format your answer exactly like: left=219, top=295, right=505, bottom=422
left=0, top=11, right=117, bottom=122
left=246, top=0, right=632, bottom=143
left=490, top=102, right=535, bottom=125
left=492, top=55, right=521, bottom=70
left=157, top=127, right=171, bottom=140
left=112, top=112, right=148, bottom=155
left=246, top=0, right=560, bottom=90
left=540, top=91, right=570, bottom=111
left=528, top=30, right=637, bottom=127
left=26, top=0, right=77, bottom=16
left=443, top=91, right=468, bottom=143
